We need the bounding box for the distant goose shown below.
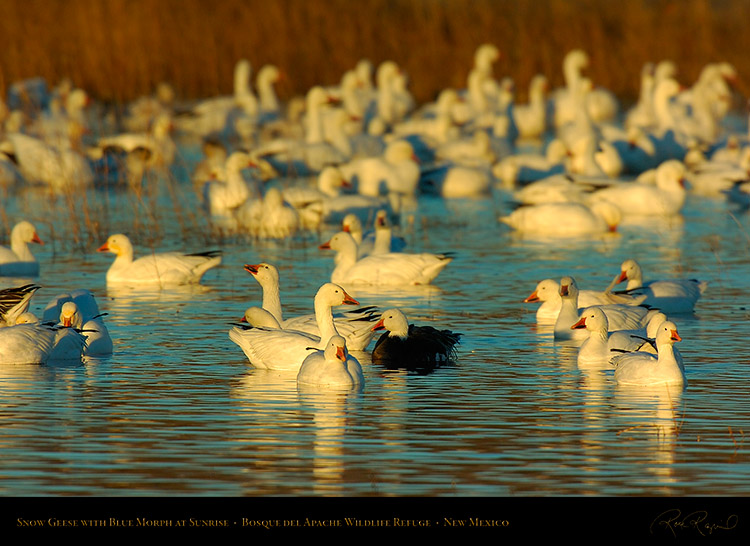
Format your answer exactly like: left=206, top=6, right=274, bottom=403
left=612, top=320, right=686, bottom=387
left=97, top=233, right=222, bottom=286
left=297, top=334, right=364, bottom=388
left=370, top=308, right=461, bottom=371
left=499, top=201, right=621, bottom=238
left=0, top=283, right=41, bottom=326
left=0, top=221, right=44, bottom=277
left=319, top=230, right=452, bottom=285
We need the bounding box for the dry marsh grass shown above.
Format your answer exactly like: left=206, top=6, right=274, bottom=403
left=1, top=0, right=749, bottom=107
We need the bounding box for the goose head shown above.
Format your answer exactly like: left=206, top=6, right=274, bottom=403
left=244, top=262, right=279, bottom=287
left=60, top=301, right=82, bottom=328
left=97, top=233, right=133, bottom=257
left=571, top=306, right=608, bottom=332
left=616, top=259, right=643, bottom=285
left=12, top=221, right=44, bottom=245
left=316, top=283, right=359, bottom=307
left=524, top=279, right=560, bottom=303
left=372, top=308, right=409, bottom=338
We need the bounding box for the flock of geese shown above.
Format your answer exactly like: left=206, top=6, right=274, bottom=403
left=0, top=43, right=744, bottom=388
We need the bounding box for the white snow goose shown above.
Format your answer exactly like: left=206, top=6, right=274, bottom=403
left=0, top=320, right=86, bottom=364
left=228, top=282, right=360, bottom=371
left=612, top=320, right=686, bottom=387
left=0, top=283, right=41, bottom=326
left=97, top=234, right=222, bottom=286
left=554, top=276, right=657, bottom=341
left=370, top=308, right=461, bottom=371
left=319, top=231, right=452, bottom=286
left=610, top=258, right=706, bottom=314
left=57, top=301, right=113, bottom=356
left=523, top=278, right=647, bottom=323
left=584, top=159, right=688, bottom=216
left=297, top=334, right=364, bottom=388
left=243, top=262, right=379, bottom=351
left=499, top=201, right=621, bottom=238
left=341, top=212, right=406, bottom=258
left=0, top=221, right=44, bottom=277
left=570, top=307, right=653, bottom=365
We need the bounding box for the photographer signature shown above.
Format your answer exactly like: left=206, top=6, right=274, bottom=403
left=650, top=509, right=738, bottom=537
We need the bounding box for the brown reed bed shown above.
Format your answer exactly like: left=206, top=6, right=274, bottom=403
left=1, top=0, right=749, bottom=108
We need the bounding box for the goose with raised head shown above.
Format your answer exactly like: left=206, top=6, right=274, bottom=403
left=371, top=308, right=461, bottom=371
left=229, top=282, right=360, bottom=371
left=97, top=234, right=222, bottom=286
left=570, top=307, right=653, bottom=365
left=202, top=150, right=258, bottom=218
left=523, top=278, right=647, bottom=323
left=0, top=221, right=44, bottom=277
left=235, top=187, right=300, bottom=239
left=297, top=334, right=364, bottom=388
left=243, top=263, right=378, bottom=351
left=341, top=213, right=406, bottom=258
left=340, top=139, right=420, bottom=197
left=554, top=276, right=656, bottom=341
left=612, top=320, right=686, bottom=387
left=319, top=231, right=452, bottom=286
left=0, top=283, right=41, bottom=326
left=611, top=258, right=706, bottom=314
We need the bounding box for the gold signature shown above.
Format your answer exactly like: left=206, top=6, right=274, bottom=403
left=650, top=509, right=738, bottom=537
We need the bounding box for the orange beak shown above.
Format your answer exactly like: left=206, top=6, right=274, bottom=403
left=571, top=316, right=587, bottom=329
left=616, top=271, right=628, bottom=284
left=318, top=240, right=332, bottom=250
left=372, top=318, right=386, bottom=332
left=31, top=232, right=44, bottom=245
left=244, top=264, right=260, bottom=275
left=560, top=284, right=569, bottom=296
left=341, top=290, right=359, bottom=306
left=523, top=290, right=539, bottom=303
left=62, top=316, right=72, bottom=327
left=671, top=329, right=682, bottom=342
left=335, top=346, right=347, bottom=361
left=97, top=242, right=109, bottom=252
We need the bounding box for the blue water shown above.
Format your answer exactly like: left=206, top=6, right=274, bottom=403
left=1, top=133, right=749, bottom=498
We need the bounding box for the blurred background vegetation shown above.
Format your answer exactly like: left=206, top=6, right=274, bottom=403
left=1, top=0, right=748, bottom=108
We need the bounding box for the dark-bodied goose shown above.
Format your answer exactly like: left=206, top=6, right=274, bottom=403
left=370, top=308, right=461, bottom=371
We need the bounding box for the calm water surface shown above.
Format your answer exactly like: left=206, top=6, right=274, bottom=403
left=1, top=136, right=749, bottom=498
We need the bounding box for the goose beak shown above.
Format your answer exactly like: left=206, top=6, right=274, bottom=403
left=318, top=240, right=332, bottom=250
left=560, top=284, right=569, bottom=297
left=342, top=290, right=359, bottom=305
left=616, top=271, right=628, bottom=284
left=571, top=316, right=587, bottom=329
left=372, top=318, right=386, bottom=331
left=671, top=329, right=682, bottom=342
left=336, top=346, right=347, bottom=361
left=97, top=242, right=109, bottom=252
left=523, top=290, right=539, bottom=303
left=62, top=316, right=72, bottom=327
left=31, top=232, right=44, bottom=245
left=244, top=264, right=260, bottom=274
left=240, top=316, right=247, bottom=323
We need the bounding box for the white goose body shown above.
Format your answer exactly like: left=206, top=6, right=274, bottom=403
left=0, top=221, right=44, bottom=277
left=229, top=283, right=360, bottom=371
left=243, top=263, right=378, bottom=351
left=585, top=159, right=687, bottom=216
left=0, top=321, right=86, bottom=364
left=500, top=201, right=621, bottom=237
left=319, top=231, right=452, bottom=286
left=97, top=234, right=222, bottom=286
left=612, top=321, right=686, bottom=387
left=297, top=335, right=364, bottom=388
